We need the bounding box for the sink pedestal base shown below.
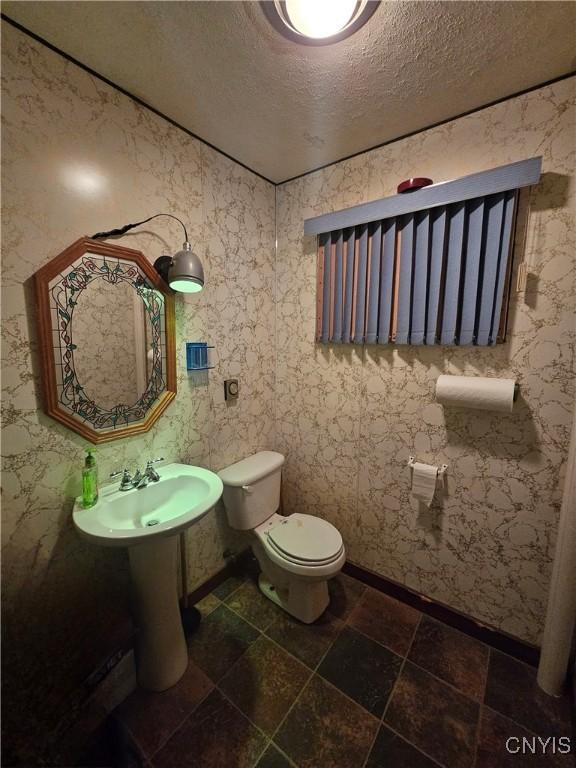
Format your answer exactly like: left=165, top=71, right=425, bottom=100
left=129, top=535, right=188, bottom=691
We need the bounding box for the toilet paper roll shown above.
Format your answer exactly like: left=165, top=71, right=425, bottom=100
left=436, top=375, right=516, bottom=413
left=411, top=462, right=438, bottom=508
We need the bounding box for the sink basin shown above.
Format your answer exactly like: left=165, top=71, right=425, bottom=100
left=72, top=462, right=223, bottom=692
left=73, top=463, right=223, bottom=546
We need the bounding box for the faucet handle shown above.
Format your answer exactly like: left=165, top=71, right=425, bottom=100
left=145, top=458, right=163, bottom=482
left=110, top=469, right=134, bottom=491
left=110, top=468, right=131, bottom=480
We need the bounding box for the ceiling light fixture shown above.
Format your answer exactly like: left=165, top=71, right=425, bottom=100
left=262, top=0, right=379, bottom=45
left=91, top=213, right=204, bottom=294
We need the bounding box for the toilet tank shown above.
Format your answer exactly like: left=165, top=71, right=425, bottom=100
left=218, top=451, right=285, bottom=530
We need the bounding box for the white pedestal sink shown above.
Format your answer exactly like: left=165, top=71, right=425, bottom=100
left=73, top=463, right=223, bottom=691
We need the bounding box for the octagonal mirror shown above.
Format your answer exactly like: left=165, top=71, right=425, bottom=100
left=34, top=237, right=176, bottom=443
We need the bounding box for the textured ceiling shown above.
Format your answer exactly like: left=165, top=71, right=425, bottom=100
left=3, top=1, right=575, bottom=183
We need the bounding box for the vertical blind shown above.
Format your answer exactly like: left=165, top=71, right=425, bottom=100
left=308, top=158, right=541, bottom=347
left=315, top=191, right=517, bottom=345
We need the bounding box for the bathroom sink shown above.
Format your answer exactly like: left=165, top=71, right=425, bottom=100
left=72, top=462, right=223, bottom=692
left=73, top=463, right=223, bottom=546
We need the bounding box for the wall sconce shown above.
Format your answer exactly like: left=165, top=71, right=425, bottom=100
left=91, top=213, right=204, bottom=293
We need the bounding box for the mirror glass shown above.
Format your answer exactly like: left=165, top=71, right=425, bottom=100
left=47, top=249, right=168, bottom=432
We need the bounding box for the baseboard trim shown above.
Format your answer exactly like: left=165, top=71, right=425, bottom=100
left=188, top=555, right=541, bottom=667
left=343, top=561, right=540, bottom=667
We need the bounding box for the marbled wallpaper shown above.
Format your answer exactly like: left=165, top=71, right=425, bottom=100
left=276, top=77, right=575, bottom=648
left=1, top=23, right=275, bottom=762
left=2, top=15, right=575, bottom=765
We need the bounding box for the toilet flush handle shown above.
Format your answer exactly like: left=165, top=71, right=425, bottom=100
left=242, top=485, right=255, bottom=494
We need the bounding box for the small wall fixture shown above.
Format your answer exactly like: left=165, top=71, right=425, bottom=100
left=261, top=0, right=379, bottom=45
left=91, top=213, right=204, bottom=294
left=186, top=342, right=214, bottom=371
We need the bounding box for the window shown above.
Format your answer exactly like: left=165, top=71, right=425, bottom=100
left=306, top=157, right=541, bottom=346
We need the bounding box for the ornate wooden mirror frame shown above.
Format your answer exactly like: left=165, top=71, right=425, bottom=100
left=35, top=237, right=176, bottom=443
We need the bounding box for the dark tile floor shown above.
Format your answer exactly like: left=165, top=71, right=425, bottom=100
left=114, top=569, right=574, bottom=768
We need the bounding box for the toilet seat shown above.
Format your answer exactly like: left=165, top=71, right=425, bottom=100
left=266, top=536, right=344, bottom=567
left=257, top=513, right=345, bottom=577
left=267, top=513, right=343, bottom=562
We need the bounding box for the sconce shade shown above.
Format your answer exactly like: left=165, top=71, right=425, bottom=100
left=169, top=242, right=204, bottom=293
left=153, top=242, right=204, bottom=293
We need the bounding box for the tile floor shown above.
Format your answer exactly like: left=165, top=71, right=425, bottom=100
left=113, top=568, right=574, bottom=768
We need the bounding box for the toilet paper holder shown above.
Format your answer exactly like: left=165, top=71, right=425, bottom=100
left=407, top=456, right=448, bottom=477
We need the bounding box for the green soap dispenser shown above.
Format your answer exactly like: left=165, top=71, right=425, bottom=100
left=82, top=448, right=99, bottom=508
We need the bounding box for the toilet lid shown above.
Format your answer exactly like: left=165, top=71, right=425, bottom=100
left=268, top=514, right=343, bottom=562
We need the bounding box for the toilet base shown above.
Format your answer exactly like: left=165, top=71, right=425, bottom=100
left=258, top=573, right=284, bottom=609
left=258, top=572, right=329, bottom=624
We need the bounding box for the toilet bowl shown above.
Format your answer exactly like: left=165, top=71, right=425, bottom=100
left=218, top=451, right=345, bottom=623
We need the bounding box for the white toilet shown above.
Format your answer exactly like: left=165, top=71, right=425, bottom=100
left=218, top=451, right=345, bottom=623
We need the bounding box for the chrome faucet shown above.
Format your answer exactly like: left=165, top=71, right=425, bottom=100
left=134, top=458, right=164, bottom=489
left=110, top=458, right=164, bottom=491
